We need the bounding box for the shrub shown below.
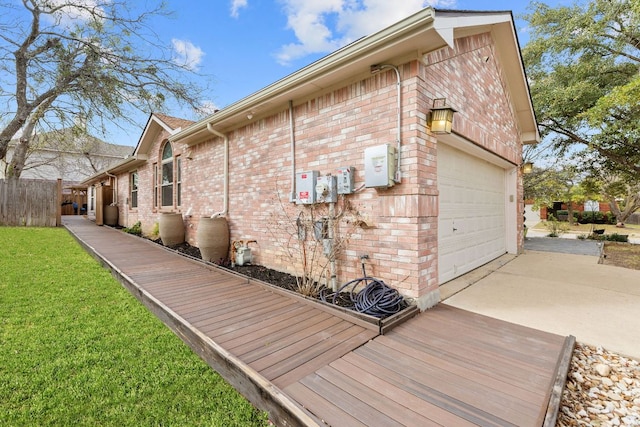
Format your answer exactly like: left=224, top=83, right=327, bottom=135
left=594, top=211, right=606, bottom=224
left=588, top=232, right=629, bottom=242
left=123, top=221, right=142, bottom=236
left=544, top=214, right=569, bottom=237
left=579, top=211, right=596, bottom=224
left=603, top=233, right=629, bottom=242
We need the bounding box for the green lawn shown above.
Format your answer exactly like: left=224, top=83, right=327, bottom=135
left=531, top=221, right=640, bottom=235
left=0, top=227, right=269, bottom=427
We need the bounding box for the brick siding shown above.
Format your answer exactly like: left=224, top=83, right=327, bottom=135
left=113, top=32, right=524, bottom=305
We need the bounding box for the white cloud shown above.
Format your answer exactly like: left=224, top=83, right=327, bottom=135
left=275, top=0, right=454, bottom=65
left=230, top=0, right=248, bottom=18
left=40, top=0, right=106, bottom=28
left=172, top=39, right=205, bottom=71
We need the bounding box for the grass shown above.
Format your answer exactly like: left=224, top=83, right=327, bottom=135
left=601, top=241, right=640, bottom=270
left=0, top=227, right=270, bottom=427
left=531, top=221, right=640, bottom=236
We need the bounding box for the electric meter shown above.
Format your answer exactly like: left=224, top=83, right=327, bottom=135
left=315, top=175, right=337, bottom=203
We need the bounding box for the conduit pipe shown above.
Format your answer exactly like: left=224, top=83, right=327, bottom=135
left=371, top=64, right=402, bottom=182
left=288, top=100, right=296, bottom=202
left=328, top=202, right=337, bottom=291
left=206, top=123, right=229, bottom=217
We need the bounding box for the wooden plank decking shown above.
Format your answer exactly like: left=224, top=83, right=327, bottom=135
left=63, top=216, right=573, bottom=426
left=286, top=305, right=573, bottom=426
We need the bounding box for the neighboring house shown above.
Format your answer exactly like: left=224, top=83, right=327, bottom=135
left=538, top=201, right=612, bottom=221
left=2, top=128, right=133, bottom=183
left=2, top=127, right=133, bottom=214
left=83, top=8, right=539, bottom=310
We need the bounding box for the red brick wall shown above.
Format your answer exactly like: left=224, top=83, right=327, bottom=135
left=421, top=32, right=525, bottom=248
left=114, top=32, right=524, bottom=304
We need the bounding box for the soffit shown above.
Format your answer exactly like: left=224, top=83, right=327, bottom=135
left=172, top=8, right=443, bottom=145
left=434, top=10, right=540, bottom=144
left=172, top=8, right=539, bottom=146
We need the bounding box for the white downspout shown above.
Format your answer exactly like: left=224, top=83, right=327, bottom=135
left=288, top=100, right=296, bottom=202
left=371, top=64, right=402, bottom=182
left=206, top=123, right=228, bottom=217
left=105, top=171, right=117, bottom=204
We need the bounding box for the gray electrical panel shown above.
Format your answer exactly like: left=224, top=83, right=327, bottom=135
left=364, top=144, right=396, bottom=188
left=315, top=175, right=337, bottom=203
left=336, top=166, right=355, bottom=194
left=295, top=170, right=319, bottom=204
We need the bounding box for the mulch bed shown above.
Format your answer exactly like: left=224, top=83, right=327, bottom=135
left=157, top=240, right=300, bottom=291
left=150, top=239, right=407, bottom=316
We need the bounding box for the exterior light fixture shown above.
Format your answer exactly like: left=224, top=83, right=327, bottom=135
left=427, top=98, right=457, bottom=134
left=522, top=162, right=533, bottom=174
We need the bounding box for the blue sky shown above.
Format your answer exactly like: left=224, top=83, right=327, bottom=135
left=9, top=0, right=572, bottom=147
left=160, top=0, right=542, bottom=126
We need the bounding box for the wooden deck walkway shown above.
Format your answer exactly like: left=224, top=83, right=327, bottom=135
left=63, top=216, right=574, bottom=426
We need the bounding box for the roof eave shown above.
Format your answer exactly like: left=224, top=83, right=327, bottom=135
left=171, top=7, right=440, bottom=146
left=81, top=154, right=149, bottom=185
left=434, top=10, right=540, bottom=144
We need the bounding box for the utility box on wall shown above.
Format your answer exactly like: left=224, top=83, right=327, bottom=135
left=336, top=166, right=355, bottom=194
left=364, top=144, right=396, bottom=188
left=315, top=175, right=337, bottom=203
left=295, top=170, right=319, bottom=204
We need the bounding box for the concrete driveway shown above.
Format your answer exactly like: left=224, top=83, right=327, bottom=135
left=441, top=238, right=640, bottom=359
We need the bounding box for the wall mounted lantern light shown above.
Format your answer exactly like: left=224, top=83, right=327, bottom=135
left=427, top=98, right=457, bottom=134
left=522, top=162, right=533, bottom=174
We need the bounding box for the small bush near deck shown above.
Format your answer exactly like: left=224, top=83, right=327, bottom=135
left=123, top=221, right=143, bottom=236
left=0, top=227, right=269, bottom=427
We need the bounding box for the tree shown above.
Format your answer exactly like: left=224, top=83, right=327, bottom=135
left=522, top=0, right=640, bottom=177
left=598, top=173, right=640, bottom=226
left=524, top=163, right=595, bottom=225
left=0, top=0, right=207, bottom=179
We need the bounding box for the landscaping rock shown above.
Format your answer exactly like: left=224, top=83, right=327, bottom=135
left=557, top=343, right=640, bottom=426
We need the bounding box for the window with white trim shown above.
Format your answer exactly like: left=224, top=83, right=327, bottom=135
left=176, top=156, right=181, bottom=207
left=153, top=163, right=158, bottom=208
left=159, top=142, right=181, bottom=208
left=161, top=142, right=174, bottom=207
left=130, top=171, right=138, bottom=208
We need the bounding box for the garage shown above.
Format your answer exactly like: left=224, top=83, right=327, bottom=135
left=437, top=142, right=507, bottom=284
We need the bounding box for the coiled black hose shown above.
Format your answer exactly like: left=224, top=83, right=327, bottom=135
left=320, top=261, right=406, bottom=318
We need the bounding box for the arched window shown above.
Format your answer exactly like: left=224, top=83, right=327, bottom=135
left=161, top=142, right=174, bottom=207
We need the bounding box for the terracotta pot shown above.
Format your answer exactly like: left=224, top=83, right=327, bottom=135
left=104, top=205, right=119, bottom=226
left=159, top=213, right=185, bottom=246
left=197, top=217, right=229, bottom=263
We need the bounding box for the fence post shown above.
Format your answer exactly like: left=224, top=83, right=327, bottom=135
left=56, top=178, right=62, bottom=226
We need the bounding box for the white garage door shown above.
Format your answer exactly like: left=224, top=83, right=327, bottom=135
left=438, top=143, right=506, bottom=284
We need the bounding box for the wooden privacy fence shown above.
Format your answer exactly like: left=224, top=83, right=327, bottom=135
left=0, top=179, right=62, bottom=227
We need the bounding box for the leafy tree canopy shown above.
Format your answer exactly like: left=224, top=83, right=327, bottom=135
left=522, top=0, right=640, bottom=180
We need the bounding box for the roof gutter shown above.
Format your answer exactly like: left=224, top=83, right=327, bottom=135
left=80, top=154, right=148, bottom=186
left=169, top=8, right=437, bottom=145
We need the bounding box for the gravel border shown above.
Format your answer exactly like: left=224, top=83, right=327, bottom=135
left=558, top=343, right=640, bottom=426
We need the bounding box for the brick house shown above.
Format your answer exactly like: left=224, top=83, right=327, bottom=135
left=83, top=8, right=538, bottom=310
